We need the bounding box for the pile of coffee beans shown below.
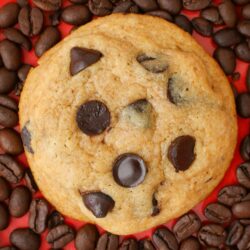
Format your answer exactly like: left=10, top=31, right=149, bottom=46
left=0, top=0, right=250, bottom=249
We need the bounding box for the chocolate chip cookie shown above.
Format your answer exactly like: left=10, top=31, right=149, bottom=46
left=19, top=14, right=237, bottom=235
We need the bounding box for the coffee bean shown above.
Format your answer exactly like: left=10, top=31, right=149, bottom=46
left=237, top=163, right=250, bottom=189
left=201, top=7, right=223, bottom=25
left=119, top=239, right=138, bottom=250
left=242, top=3, right=250, bottom=19
left=24, top=168, right=38, bottom=193
left=226, top=221, right=244, bottom=246
left=18, top=6, right=44, bottom=37
left=48, top=211, right=64, bottom=229
left=198, top=224, right=226, bottom=247
left=157, top=0, right=182, bottom=15
left=33, top=0, right=62, bottom=11
left=0, top=202, right=9, bottom=230
left=218, top=185, right=247, bottom=206
left=204, top=203, right=232, bottom=224
left=233, top=0, right=250, bottom=4
left=113, top=1, right=139, bottom=13
left=0, top=247, right=18, bottom=250
left=0, top=177, right=11, bottom=201
left=75, top=224, right=99, bottom=250
left=0, top=68, right=17, bottom=94
left=146, top=10, right=173, bottom=22
left=88, top=0, right=113, bottom=16
left=0, top=3, right=20, bottom=29
left=237, top=225, right=250, bottom=250
left=35, top=27, right=61, bottom=57
left=50, top=10, right=61, bottom=26
left=132, top=0, right=158, bottom=11
left=17, top=0, right=29, bottom=7
left=71, top=0, right=88, bottom=2
left=236, top=93, right=250, bottom=118
left=213, top=28, right=243, bottom=47
left=0, top=154, right=24, bottom=183
left=232, top=201, right=250, bottom=218
left=152, top=227, right=178, bottom=250
left=21, top=125, right=34, bottom=154
left=213, top=47, right=236, bottom=75
left=29, top=199, right=49, bottom=234
left=192, top=17, right=213, bottom=36
left=18, top=64, right=32, bottom=82
left=179, top=237, right=200, bottom=250
left=0, top=94, right=18, bottom=111
left=235, top=42, right=250, bottom=62
left=47, top=224, right=75, bottom=248
left=183, top=0, right=211, bottom=10
left=0, top=128, right=23, bottom=155
left=173, top=213, right=201, bottom=241
left=0, top=40, right=22, bottom=71
left=10, top=228, right=41, bottom=250
left=139, top=239, right=155, bottom=250
left=174, top=15, right=193, bottom=34
left=168, top=135, right=196, bottom=172
left=4, top=28, right=32, bottom=51
left=61, top=5, right=92, bottom=26
left=247, top=66, right=250, bottom=92
left=96, top=233, right=119, bottom=250
left=9, top=185, right=32, bottom=217
left=237, top=20, right=250, bottom=37
left=218, top=0, right=237, bottom=28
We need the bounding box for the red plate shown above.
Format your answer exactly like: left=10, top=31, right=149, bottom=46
left=0, top=0, right=249, bottom=249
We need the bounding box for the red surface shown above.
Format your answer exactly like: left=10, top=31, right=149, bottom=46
left=0, top=0, right=249, bottom=249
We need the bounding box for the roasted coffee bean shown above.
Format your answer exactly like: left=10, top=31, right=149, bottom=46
left=71, top=0, right=88, bottom=2
left=0, top=247, right=18, bottom=250
left=198, top=224, right=226, bottom=247
left=10, top=228, right=41, bottom=250
left=9, top=185, right=32, bottom=217
left=29, top=199, right=49, bottom=234
left=18, top=6, right=44, bottom=37
left=213, top=28, right=243, bottom=47
left=17, top=0, right=29, bottom=7
left=0, top=3, right=20, bottom=29
left=75, top=224, right=99, bottom=250
left=113, top=1, right=139, bottom=13
left=0, top=202, right=9, bottom=230
left=0, top=154, right=24, bottom=183
left=174, top=15, right=193, bottom=34
left=213, top=47, right=236, bottom=75
left=218, top=0, right=237, bottom=28
left=139, top=239, right=155, bottom=250
left=232, top=201, right=250, bottom=218
left=201, top=7, right=223, bottom=25
left=50, top=10, right=61, bottom=26
left=0, top=177, right=11, bottom=201
left=237, top=225, right=250, bottom=250
left=18, top=64, right=32, bottom=82
left=237, top=20, right=250, bottom=37
left=0, top=40, right=22, bottom=71
left=247, top=66, right=250, bottom=92
left=0, top=68, right=17, bottom=94
left=173, top=213, right=201, bottom=241
left=226, top=221, right=244, bottom=246
left=35, top=27, right=61, bottom=57
left=24, top=168, right=38, bottom=193
left=179, top=237, right=200, bottom=250
left=235, top=42, right=250, bottom=62
left=242, top=3, right=250, bottom=19
left=233, top=0, right=250, bottom=4
left=183, top=0, right=211, bottom=10
left=152, top=227, right=178, bottom=250
left=4, top=28, right=32, bottom=51
left=204, top=203, right=232, bottom=224
left=0, top=94, right=18, bottom=111
left=192, top=17, right=213, bottom=36
left=48, top=211, right=64, bottom=229
left=33, top=0, right=62, bottom=11
left=96, top=233, right=119, bottom=250
left=119, top=239, right=138, bottom=250
left=236, top=93, right=250, bottom=118
left=88, top=0, right=113, bottom=16
left=47, top=224, right=75, bottom=248
left=240, top=138, right=250, bottom=162
left=132, top=0, right=158, bottom=11
left=218, top=185, right=247, bottom=206
left=146, top=10, right=173, bottom=22
left=157, top=0, right=182, bottom=15
left=0, top=128, right=23, bottom=155
left=61, top=5, right=92, bottom=26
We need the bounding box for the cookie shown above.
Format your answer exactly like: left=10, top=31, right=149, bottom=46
left=19, top=14, right=237, bottom=235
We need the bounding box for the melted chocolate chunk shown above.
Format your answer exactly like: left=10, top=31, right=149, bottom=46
left=152, top=194, right=160, bottom=216
left=21, top=125, right=34, bottom=154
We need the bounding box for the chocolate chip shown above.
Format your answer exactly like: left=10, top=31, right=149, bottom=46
left=146, top=10, right=173, bottom=22
left=152, top=227, right=178, bottom=250
left=173, top=213, right=201, bottom=241
left=113, top=153, right=147, bottom=188
left=70, top=47, right=102, bottom=76
left=242, top=3, right=250, bottom=19
left=139, top=239, right=155, bottom=250
left=18, top=64, right=32, bottom=82
left=33, top=0, right=62, bottom=11
left=201, top=7, right=223, bottom=25
left=88, top=0, right=113, bottom=16
left=213, top=28, right=243, bottom=47
left=24, top=168, right=38, bottom=193
left=0, top=202, right=9, bottom=230
left=75, top=224, right=99, bottom=250
left=96, top=233, right=119, bottom=250
left=133, top=0, right=158, bottom=11
left=157, top=0, right=182, bottom=15
left=113, top=1, right=139, bottom=13
left=0, top=177, right=11, bottom=201
left=35, top=26, right=61, bottom=57
left=0, top=3, right=20, bottom=29
left=152, top=194, right=160, bottom=216
left=174, top=15, right=193, bottom=34
left=47, top=224, right=75, bottom=248
left=218, top=0, right=237, bottom=28
left=9, top=185, right=32, bottom=217
left=137, top=54, right=168, bottom=73
left=179, top=237, right=200, bottom=250
left=61, top=5, right=92, bottom=26
left=0, top=68, right=17, bottom=94
left=192, top=17, right=213, bottom=37
left=168, top=135, right=196, bottom=172
left=21, top=125, right=34, bottom=154
left=235, top=42, right=250, bottom=62
left=48, top=211, right=64, bottom=229
left=226, top=221, right=244, bottom=246
left=236, top=93, right=250, bottom=118
left=10, top=228, right=41, bottom=250
left=183, top=0, right=211, bottom=10
left=82, top=191, right=115, bottom=218
left=76, top=100, right=110, bottom=136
